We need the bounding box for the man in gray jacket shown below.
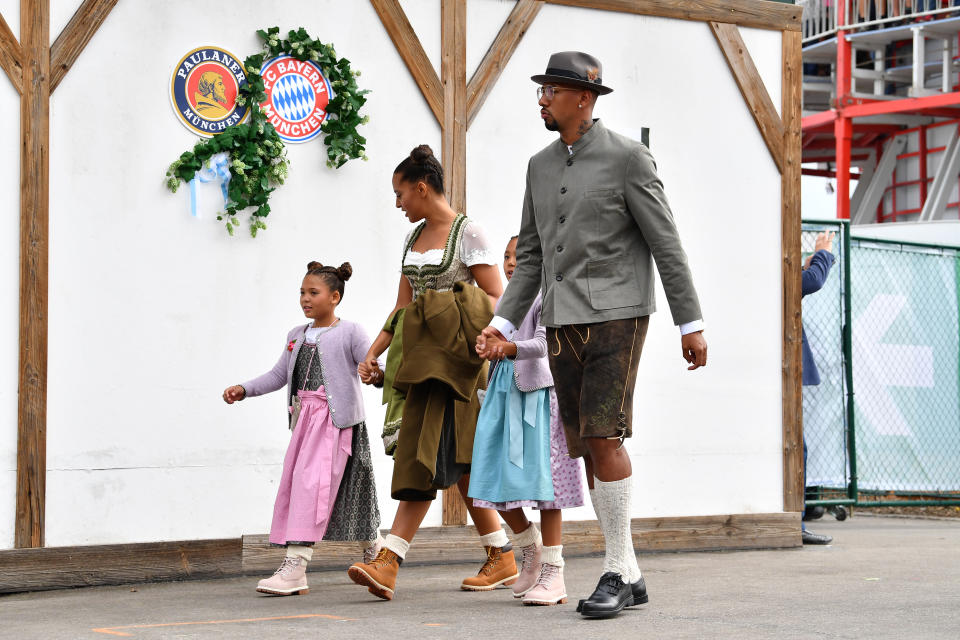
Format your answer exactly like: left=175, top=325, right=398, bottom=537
left=478, top=51, right=707, bottom=619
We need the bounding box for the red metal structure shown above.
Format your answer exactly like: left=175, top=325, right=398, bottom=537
left=800, top=0, right=960, bottom=222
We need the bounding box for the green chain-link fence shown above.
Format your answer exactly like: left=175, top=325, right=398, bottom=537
left=802, top=220, right=960, bottom=509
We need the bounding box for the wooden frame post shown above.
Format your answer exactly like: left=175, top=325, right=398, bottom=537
left=16, top=0, right=51, bottom=550
left=1, top=0, right=117, bottom=548
left=781, top=28, right=804, bottom=514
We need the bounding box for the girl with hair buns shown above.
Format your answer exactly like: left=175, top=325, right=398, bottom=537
left=348, top=144, right=513, bottom=602
left=222, top=261, right=383, bottom=597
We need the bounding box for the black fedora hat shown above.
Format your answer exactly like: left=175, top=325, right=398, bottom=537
left=531, top=51, right=613, bottom=95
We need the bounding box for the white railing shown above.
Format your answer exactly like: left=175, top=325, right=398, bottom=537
left=800, top=1, right=960, bottom=43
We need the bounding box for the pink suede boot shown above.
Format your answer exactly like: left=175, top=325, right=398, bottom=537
left=522, top=562, right=567, bottom=606
left=256, top=556, right=309, bottom=596
left=512, top=542, right=542, bottom=598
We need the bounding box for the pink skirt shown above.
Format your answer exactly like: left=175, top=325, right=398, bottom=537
left=269, top=387, right=352, bottom=545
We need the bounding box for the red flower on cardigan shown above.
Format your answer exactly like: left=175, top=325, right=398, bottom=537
left=287, top=340, right=297, bottom=351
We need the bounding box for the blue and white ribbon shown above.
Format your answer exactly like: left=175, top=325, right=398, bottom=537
left=188, top=152, right=231, bottom=218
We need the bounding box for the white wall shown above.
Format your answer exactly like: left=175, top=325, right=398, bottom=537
left=0, top=0, right=786, bottom=548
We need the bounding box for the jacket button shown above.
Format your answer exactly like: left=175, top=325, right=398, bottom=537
left=331, top=408, right=336, bottom=413
left=555, top=273, right=563, bottom=281
left=557, top=245, right=564, bottom=252
left=559, top=216, right=566, bottom=224
left=566, top=159, right=573, bottom=166
left=560, top=187, right=567, bottom=194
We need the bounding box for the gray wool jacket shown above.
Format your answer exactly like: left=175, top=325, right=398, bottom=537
left=497, top=119, right=702, bottom=330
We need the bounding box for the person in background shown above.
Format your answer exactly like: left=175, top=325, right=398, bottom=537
left=801, top=231, right=837, bottom=545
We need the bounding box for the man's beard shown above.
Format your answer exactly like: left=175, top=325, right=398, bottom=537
left=543, top=119, right=558, bottom=132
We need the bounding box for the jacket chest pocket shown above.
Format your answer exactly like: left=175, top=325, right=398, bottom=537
left=584, top=189, right=627, bottom=232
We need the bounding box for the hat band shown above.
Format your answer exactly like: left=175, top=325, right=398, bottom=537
left=544, top=67, right=602, bottom=85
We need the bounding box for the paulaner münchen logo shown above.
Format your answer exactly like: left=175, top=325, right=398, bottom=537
left=170, top=46, right=250, bottom=137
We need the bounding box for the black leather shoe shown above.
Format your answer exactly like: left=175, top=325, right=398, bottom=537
left=576, top=576, right=648, bottom=612
left=802, top=529, right=833, bottom=545
left=579, top=572, right=636, bottom=618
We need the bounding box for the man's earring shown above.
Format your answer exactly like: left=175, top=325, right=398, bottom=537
left=578, top=104, right=582, bottom=108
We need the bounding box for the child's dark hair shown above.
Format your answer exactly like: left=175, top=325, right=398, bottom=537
left=305, top=261, right=353, bottom=301
left=394, top=144, right=444, bottom=195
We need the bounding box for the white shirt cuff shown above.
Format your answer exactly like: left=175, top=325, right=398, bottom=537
left=490, top=315, right=518, bottom=340
left=679, top=319, right=705, bottom=335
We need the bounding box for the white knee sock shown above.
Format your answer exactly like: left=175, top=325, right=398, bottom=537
left=479, top=529, right=509, bottom=548
left=540, top=544, right=565, bottom=568
left=511, top=522, right=541, bottom=549
left=593, top=477, right=642, bottom=583
left=383, top=533, right=410, bottom=559
left=286, top=544, right=313, bottom=563
left=589, top=487, right=603, bottom=528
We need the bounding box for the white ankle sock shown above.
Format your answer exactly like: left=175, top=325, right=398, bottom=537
left=511, top=523, right=541, bottom=549
left=359, top=533, right=385, bottom=552
left=286, top=544, right=313, bottom=563
left=383, top=534, right=410, bottom=559
left=479, top=529, right=509, bottom=548
left=593, top=477, right=641, bottom=583
left=540, top=544, right=564, bottom=568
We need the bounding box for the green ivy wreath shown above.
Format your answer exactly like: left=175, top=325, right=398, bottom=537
left=165, top=27, right=369, bottom=237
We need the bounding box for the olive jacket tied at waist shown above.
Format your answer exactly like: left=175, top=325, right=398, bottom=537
left=392, top=282, right=492, bottom=485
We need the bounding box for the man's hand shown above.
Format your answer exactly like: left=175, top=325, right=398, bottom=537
left=681, top=331, right=707, bottom=370
left=814, top=231, right=835, bottom=254
left=476, top=326, right=506, bottom=360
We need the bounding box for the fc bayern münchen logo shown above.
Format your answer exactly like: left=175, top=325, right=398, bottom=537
left=170, top=46, right=249, bottom=137
left=260, top=55, right=331, bottom=143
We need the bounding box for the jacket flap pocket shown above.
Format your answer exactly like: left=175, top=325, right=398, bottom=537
left=586, top=258, right=644, bottom=310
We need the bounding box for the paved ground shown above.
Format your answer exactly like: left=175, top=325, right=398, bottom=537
left=1, top=516, right=957, bottom=639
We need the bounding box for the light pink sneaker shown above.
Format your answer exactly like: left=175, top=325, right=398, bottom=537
left=256, top=556, right=309, bottom=596
left=512, top=543, right=542, bottom=598
left=522, top=563, right=567, bottom=606
left=362, top=538, right=383, bottom=564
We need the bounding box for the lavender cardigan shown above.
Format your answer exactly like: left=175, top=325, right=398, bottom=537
left=504, top=293, right=554, bottom=392
left=241, top=321, right=376, bottom=429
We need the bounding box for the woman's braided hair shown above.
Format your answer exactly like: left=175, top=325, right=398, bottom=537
left=394, top=144, right=444, bottom=195
left=305, top=261, right=353, bottom=301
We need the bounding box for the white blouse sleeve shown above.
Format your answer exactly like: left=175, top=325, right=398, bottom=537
left=460, top=220, right=499, bottom=267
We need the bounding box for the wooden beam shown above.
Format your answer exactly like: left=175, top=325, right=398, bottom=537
left=545, top=0, right=801, bottom=32
left=0, top=11, right=22, bottom=93
left=710, top=21, right=785, bottom=174
left=49, top=0, right=117, bottom=93
left=0, top=539, right=241, bottom=593
left=781, top=28, right=804, bottom=515
left=440, top=0, right=468, bottom=526
left=466, top=0, right=543, bottom=127
left=16, top=0, right=50, bottom=550
left=441, top=0, right=467, bottom=217
left=370, top=0, right=444, bottom=124
left=0, top=513, right=798, bottom=594
left=245, top=511, right=800, bottom=572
